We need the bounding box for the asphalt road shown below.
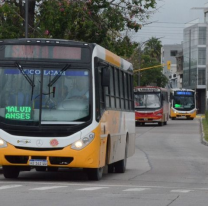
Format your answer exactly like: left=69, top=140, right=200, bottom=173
left=1, top=118, right=208, bottom=206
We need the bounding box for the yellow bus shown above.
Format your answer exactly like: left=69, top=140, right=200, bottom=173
left=169, top=88, right=197, bottom=120
left=0, top=38, right=135, bottom=180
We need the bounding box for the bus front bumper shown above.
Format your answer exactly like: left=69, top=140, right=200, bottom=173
left=0, top=141, right=101, bottom=169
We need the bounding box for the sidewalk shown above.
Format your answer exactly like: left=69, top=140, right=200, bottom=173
left=196, top=114, right=205, bottom=119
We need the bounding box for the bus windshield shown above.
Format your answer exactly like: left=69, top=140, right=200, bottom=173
left=135, top=93, right=161, bottom=109
left=173, top=95, right=195, bottom=110
left=0, top=66, right=90, bottom=126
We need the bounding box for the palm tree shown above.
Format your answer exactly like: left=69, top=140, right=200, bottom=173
left=143, top=37, right=162, bottom=62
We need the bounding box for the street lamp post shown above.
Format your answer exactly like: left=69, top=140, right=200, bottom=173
left=25, top=0, right=29, bottom=38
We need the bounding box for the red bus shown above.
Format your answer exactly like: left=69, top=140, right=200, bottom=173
left=134, top=86, right=169, bottom=126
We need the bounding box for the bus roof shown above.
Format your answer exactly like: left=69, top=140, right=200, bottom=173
left=0, top=38, right=133, bottom=72
left=134, top=86, right=168, bottom=92
left=92, top=44, right=133, bottom=72
left=170, top=88, right=195, bottom=92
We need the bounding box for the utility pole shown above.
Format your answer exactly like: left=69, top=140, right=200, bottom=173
left=138, top=47, right=141, bottom=86
left=25, top=0, right=29, bottom=38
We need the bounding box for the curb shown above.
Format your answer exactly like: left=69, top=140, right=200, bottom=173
left=200, top=117, right=208, bottom=146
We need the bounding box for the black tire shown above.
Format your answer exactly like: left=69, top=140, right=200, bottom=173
left=36, top=167, right=47, bottom=172
left=85, top=167, right=103, bottom=181
left=47, top=167, right=58, bottom=172
left=108, top=163, right=114, bottom=173
left=171, top=117, right=176, bottom=120
left=164, top=121, right=167, bottom=125
left=158, top=122, right=163, bottom=126
left=114, top=143, right=127, bottom=173
left=3, top=166, right=20, bottom=179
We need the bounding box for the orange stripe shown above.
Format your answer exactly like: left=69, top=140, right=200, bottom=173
left=105, top=50, right=121, bottom=68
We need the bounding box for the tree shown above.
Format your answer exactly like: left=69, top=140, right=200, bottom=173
left=139, top=54, right=168, bottom=87
left=0, top=0, right=157, bottom=56
left=130, top=37, right=168, bottom=87
left=143, top=37, right=162, bottom=62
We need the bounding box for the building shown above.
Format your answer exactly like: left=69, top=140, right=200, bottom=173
left=161, top=44, right=183, bottom=88
left=175, top=51, right=183, bottom=88
left=183, top=15, right=207, bottom=113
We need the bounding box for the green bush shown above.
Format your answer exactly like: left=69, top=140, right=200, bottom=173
left=205, top=111, right=208, bottom=124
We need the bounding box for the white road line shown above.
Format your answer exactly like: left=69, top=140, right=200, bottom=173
left=30, top=186, right=68, bottom=191
left=77, top=187, right=108, bottom=191
left=171, top=190, right=193, bottom=193
left=123, top=188, right=150, bottom=192
left=0, top=185, right=22, bottom=190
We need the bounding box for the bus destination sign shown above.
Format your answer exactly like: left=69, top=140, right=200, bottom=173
left=5, top=45, right=81, bottom=60
left=5, top=106, right=32, bottom=120
left=175, top=91, right=194, bottom=96
left=134, top=87, right=160, bottom=92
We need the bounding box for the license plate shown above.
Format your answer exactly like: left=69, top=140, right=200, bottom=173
left=144, top=118, right=148, bottom=121
left=29, top=159, right=48, bottom=166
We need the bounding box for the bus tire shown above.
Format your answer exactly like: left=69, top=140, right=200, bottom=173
left=171, top=117, right=176, bottom=120
left=108, top=163, right=114, bottom=173
left=47, top=167, right=58, bottom=172
left=3, top=166, right=20, bottom=179
left=36, top=167, right=47, bottom=172
left=164, top=121, right=167, bottom=125
left=85, top=167, right=103, bottom=181
left=115, top=141, right=127, bottom=173
left=158, top=122, right=163, bottom=126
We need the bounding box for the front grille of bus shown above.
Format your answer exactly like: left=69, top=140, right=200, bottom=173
left=49, top=157, right=73, bottom=165
left=15, top=146, right=64, bottom=151
left=5, top=155, right=29, bottom=164
left=5, top=130, right=74, bottom=137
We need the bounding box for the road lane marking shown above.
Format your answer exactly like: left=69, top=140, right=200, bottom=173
left=77, top=187, right=108, bottom=191
left=30, top=186, right=68, bottom=191
left=123, top=188, right=150, bottom=192
left=0, top=185, right=22, bottom=190
left=171, top=190, right=193, bottom=193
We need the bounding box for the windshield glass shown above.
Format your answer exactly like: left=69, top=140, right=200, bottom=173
left=173, top=95, right=195, bottom=110
left=0, top=67, right=90, bottom=126
left=134, top=93, right=161, bottom=109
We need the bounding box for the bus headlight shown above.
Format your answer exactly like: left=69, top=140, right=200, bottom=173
left=0, top=138, right=7, bottom=148
left=71, top=133, right=95, bottom=150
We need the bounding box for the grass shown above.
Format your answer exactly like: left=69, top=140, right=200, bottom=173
left=202, top=119, right=208, bottom=142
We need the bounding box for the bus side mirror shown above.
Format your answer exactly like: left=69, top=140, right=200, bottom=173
left=101, top=67, right=110, bottom=87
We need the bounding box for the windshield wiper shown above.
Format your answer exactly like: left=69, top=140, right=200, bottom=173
left=48, top=64, right=71, bottom=87
left=16, top=62, right=35, bottom=87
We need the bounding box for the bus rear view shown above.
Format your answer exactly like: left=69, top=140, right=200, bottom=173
left=134, top=86, right=169, bottom=126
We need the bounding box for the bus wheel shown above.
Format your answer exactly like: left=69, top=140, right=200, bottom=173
left=164, top=121, right=167, bottom=125
left=85, top=167, right=103, bottom=181
left=171, top=117, right=176, bottom=120
left=47, top=167, right=58, bottom=172
left=158, top=122, right=163, bottom=126
left=115, top=143, right=127, bottom=173
left=36, top=167, right=47, bottom=172
left=108, top=163, right=114, bottom=173
left=3, top=166, right=20, bottom=179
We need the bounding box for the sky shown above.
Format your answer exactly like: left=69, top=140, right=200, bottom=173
left=131, top=0, right=208, bottom=45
